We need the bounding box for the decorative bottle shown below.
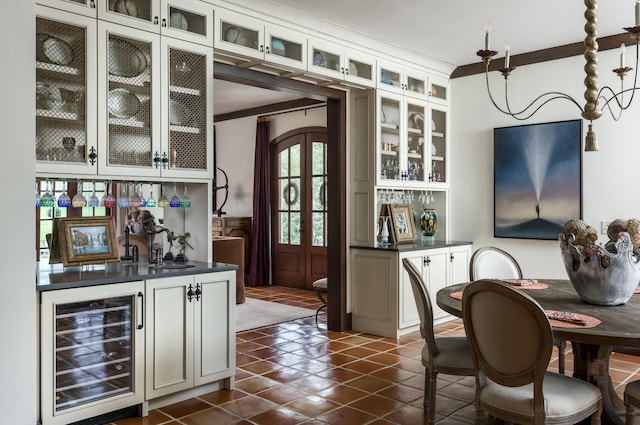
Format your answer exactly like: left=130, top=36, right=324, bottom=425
left=380, top=216, right=391, bottom=246
left=420, top=208, right=437, bottom=241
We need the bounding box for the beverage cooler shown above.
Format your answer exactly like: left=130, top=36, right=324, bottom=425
left=40, top=281, right=145, bottom=425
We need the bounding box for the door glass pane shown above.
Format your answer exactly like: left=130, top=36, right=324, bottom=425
left=312, top=212, right=325, bottom=247
left=279, top=149, right=289, bottom=177
left=312, top=176, right=324, bottom=210
left=290, top=144, right=300, bottom=176
left=311, top=141, right=325, bottom=175
left=290, top=212, right=300, bottom=245
left=279, top=212, right=289, bottom=244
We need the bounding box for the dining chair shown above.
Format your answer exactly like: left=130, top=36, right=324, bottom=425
left=624, top=379, right=640, bottom=424
left=402, top=258, right=475, bottom=425
left=469, top=246, right=567, bottom=375
left=462, top=279, right=602, bottom=424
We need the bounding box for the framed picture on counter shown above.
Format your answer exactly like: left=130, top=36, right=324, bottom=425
left=57, top=217, right=120, bottom=266
left=388, top=203, right=417, bottom=243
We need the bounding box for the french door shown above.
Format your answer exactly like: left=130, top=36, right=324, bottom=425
left=271, top=129, right=327, bottom=290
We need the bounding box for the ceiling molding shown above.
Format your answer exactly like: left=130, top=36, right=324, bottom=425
left=214, top=98, right=325, bottom=122
left=451, top=32, right=632, bottom=79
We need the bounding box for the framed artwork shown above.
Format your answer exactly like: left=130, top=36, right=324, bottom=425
left=57, top=217, right=120, bottom=266
left=494, top=119, right=582, bottom=240
left=388, top=203, right=417, bottom=243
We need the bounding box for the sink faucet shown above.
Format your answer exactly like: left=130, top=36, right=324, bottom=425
left=147, top=226, right=170, bottom=263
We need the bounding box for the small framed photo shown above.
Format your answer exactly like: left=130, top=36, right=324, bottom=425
left=389, top=204, right=416, bottom=243
left=57, top=217, right=120, bottom=266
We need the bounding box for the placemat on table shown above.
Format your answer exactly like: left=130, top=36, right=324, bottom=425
left=502, top=279, right=548, bottom=290
left=545, top=310, right=601, bottom=328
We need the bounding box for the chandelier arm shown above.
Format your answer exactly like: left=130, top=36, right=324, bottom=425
left=598, top=86, right=638, bottom=120
left=483, top=69, right=583, bottom=119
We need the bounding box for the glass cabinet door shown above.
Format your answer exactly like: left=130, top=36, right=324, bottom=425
left=100, top=0, right=160, bottom=33
left=162, top=0, right=213, bottom=46
left=429, top=106, right=448, bottom=185
left=405, top=99, right=427, bottom=184
left=161, top=38, right=212, bottom=178
left=378, top=93, right=402, bottom=185
left=265, top=24, right=307, bottom=69
left=98, top=22, right=160, bottom=178
left=429, top=74, right=450, bottom=106
left=37, top=0, right=97, bottom=18
left=36, top=7, right=97, bottom=175
left=215, top=9, right=263, bottom=58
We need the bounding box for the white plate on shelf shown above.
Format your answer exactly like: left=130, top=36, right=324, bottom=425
left=169, top=99, right=192, bottom=125
left=108, top=88, right=140, bottom=119
left=224, top=26, right=240, bottom=43
left=170, top=11, right=189, bottom=31
left=313, top=51, right=326, bottom=67
left=108, top=38, right=147, bottom=78
left=37, top=34, right=74, bottom=66
left=271, top=38, right=286, bottom=56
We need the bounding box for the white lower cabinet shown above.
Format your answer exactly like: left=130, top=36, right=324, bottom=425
left=145, top=271, right=235, bottom=401
left=351, top=244, right=471, bottom=338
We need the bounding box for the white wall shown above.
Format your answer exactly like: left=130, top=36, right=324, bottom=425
left=2, top=0, right=38, bottom=423
left=451, top=48, right=640, bottom=279
left=214, top=107, right=327, bottom=217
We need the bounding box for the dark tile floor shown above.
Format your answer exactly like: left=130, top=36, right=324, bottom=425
left=111, top=285, right=640, bottom=425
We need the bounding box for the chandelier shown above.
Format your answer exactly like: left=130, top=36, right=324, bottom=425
left=477, top=0, right=640, bottom=151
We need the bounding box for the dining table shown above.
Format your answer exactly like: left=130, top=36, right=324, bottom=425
left=436, top=279, right=640, bottom=425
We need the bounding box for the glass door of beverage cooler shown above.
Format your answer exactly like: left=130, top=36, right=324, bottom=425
left=40, top=282, right=144, bottom=425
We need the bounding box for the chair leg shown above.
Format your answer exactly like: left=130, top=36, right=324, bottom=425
left=313, top=288, right=327, bottom=328
left=626, top=403, right=635, bottom=425
left=315, top=304, right=326, bottom=327
left=557, top=339, right=566, bottom=375
left=424, top=369, right=437, bottom=425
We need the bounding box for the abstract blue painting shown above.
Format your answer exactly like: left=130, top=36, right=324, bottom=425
left=494, top=120, right=582, bottom=240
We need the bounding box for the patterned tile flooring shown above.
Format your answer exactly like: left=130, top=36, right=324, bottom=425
left=110, top=285, right=640, bottom=425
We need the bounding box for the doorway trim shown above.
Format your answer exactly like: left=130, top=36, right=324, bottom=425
left=213, top=62, right=348, bottom=332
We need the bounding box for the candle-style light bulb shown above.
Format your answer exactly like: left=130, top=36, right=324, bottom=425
left=484, top=24, right=491, bottom=50
left=505, top=44, right=511, bottom=68
left=621, top=43, right=626, bottom=68
left=636, top=0, right=640, bottom=27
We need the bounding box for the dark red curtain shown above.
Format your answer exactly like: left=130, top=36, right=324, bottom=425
left=248, top=117, right=271, bottom=286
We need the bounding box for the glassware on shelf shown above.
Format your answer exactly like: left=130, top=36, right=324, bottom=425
left=169, top=183, right=181, bottom=208
left=145, top=183, right=157, bottom=207
left=57, top=180, right=71, bottom=208
left=180, top=185, right=191, bottom=208
left=157, top=183, right=169, bottom=208
left=71, top=180, right=87, bottom=207
left=117, top=185, right=130, bottom=208
left=100, top=181, right=116, bottom=208
left=138, top=183, right=146, bottom=207
left=87, top=181, right=100, bottom=207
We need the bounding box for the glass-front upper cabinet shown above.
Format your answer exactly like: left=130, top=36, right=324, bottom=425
left=429, top=73, right=450, bottom=106
left=214, top=8, right=307, bottom=71
left=36, top=6, right=98, bottom=175
left=308, top=37, right=376, bottom=88
left=97, top=21, right=212, bottom=179
left=429, top=104, right=449, bottom=187
left=97, top=21, right=160, bottom=178
left=36, top=0, right=97, bottom=18
left=98, top=0, right=212, bottom=46
left=377, top=91, right=428, bottom=188
left=378, top=60, right=429, bottom=100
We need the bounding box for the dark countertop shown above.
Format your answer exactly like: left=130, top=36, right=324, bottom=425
left=350, top=240, right=472, bottom=253
left=36, top=260, right=238, bottom=291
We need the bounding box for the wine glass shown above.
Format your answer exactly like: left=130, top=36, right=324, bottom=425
left=138, top=183, right=146, bottom=207
left=35, top=182, right=41, bottom=208
left=129, top=182, right=142, bottom=208
left=145, top=183, right=157, bottom=207
left=100, top=181, right=116, bottom=208
left=117, top=183, right=130, bottom=208
left=87, top=181, right=100, bottom=207
left=72, top=179, right=87, bottom=207
left=40, top=180, right=54, bottom=208
left=180, top=184, right=191, bottom=208
left=157, top=183, right=169, bottom=207
left=57, top=180, right=71, bottom=208
left=169, top=183, right=181, bottom=208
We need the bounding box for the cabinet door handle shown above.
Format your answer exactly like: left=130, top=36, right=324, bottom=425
left=424, top=257, right=430, bottom=266
left=161, top=18, right=167, bottom=28
left=153, top=151, right=161, bottom=169
left=137, top=291, right=144, bottom=329
left=154, top=16, right=159, bottom=25
left=88, top=146, right=97, bottom=166
left=161, top=152, right=169, bottom=169
left=187, top=284, right=195, bottom=302
left=195, top=283, right=201, bottom=301
left=90, top=0, right=95, bottom=8
left=261, top=45, right=266, bottom=53
left=450, top=253, right=455, bottom=262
